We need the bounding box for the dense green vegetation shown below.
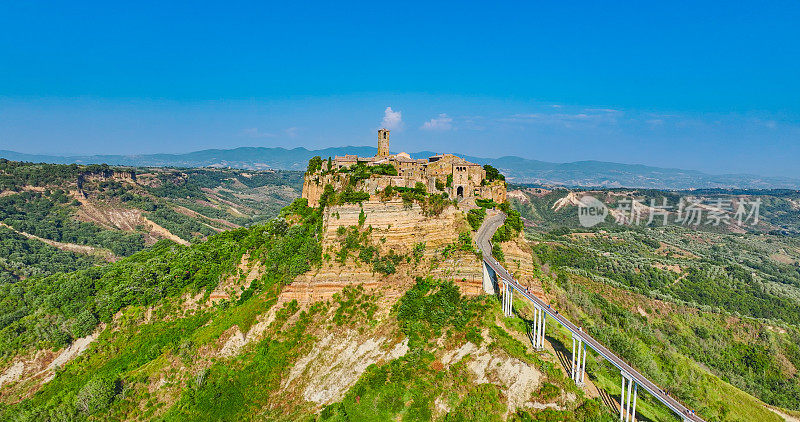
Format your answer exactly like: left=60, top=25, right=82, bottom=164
left=529, top=222, right=800, bottom=414
left=338, top=162, right=398, bottom=184
left=2, top=160, right=797, bottom=421
left=0, top=198, right=322, bottom=359
left=0, top=160, right=118, bottom=191
left=307, top=156, right=324, bottom=174
left=0, top=198, right=323, bottom=420
left=0, top=190, right=145, bottom=256
left=0, top=161, right=303, bottom=277
left=539, top=267, right=796, bottom=419
left=532, top=228, right=800, bottom=325
left=395, top=278, right=486, bottom=349
left=0, top=227, right=98, bottom=282
left=319, top=184, right=371, bottom=207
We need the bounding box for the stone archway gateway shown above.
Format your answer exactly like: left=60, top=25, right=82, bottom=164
left=457, top=186, right=464, bottom=198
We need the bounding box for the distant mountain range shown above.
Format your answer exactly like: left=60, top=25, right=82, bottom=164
left=2, top=147, right=799, bottom=190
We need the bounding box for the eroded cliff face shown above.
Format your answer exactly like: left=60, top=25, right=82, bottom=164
left=322, top=201, right=463, bottom=252
left=284, top=201, right=475, bottom=304
left=282, top=201, right=539, bottom=305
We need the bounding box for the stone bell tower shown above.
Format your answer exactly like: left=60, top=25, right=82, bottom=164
left=377, top=129, right=390, bottom=158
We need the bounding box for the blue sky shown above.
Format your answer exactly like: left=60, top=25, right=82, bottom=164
left=1, top=1, right=799, bottom=177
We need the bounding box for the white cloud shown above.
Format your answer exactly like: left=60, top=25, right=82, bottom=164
left=381, top=107, right=403, bottom=130
left=502, top=110, right=620, bottom=126
left=421, top=113, right=453, bottom=131
left=284, top=127, right=300, bottom=138
left=241, top=128, right=276, bottom=138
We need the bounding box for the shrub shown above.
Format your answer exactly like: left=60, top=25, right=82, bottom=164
left=458, top=232, right=473, bottom=251
left=395, top=277, right=486, bottom=349
left=75, top=374, right=119, bottom=415
left=413, top=242, right=426, bottom=263
left=71, top=309, right=98, bottom=338
left=476, top=198, right=497, bottom=209
left=467, top=208, right=486, bottom=230
left=340, top=188, right=370, bottom=204
left=446, top=384, right=505, bottom=422
left=549, top=227, right=571, bottom=237
left=492, top=243, right=505, bottom=262
left=533, top=382, right=560, bottom=401
left=373, top=251, right=402, bottom=275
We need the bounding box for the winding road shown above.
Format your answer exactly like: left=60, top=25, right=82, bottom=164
left=476, top=210, right=703, bottom=422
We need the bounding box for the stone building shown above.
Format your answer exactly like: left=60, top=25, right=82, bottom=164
left=302, top=129, right=506, bottom=206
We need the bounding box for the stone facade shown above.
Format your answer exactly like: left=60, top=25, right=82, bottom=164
left=302, top=129, right=507, bottom=206
left=377, top=129, right=390, bottom=158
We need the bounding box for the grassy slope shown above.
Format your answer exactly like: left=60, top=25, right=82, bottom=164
left=1, top=191, right=793, bottom=420
left=0, top=161, right=303, bottom=280
left=535, top=259, right=787, bottom=421
left=530, top=225, right=800, bottom=408
left=0, top=200, right=612, bottom=421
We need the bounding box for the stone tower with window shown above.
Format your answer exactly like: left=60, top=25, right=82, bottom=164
left=377, top=128, right=390, bottom=157
left=302, top=128, right=507, bottom=206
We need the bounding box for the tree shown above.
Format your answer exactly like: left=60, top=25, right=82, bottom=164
left=306, top=156, right=323, bottom=174
left=483, top=164, right=505, bottom=182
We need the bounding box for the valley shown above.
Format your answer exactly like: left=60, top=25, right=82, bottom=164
left=0, top=158, right=797, bottom=420
left=0, top=160, right=303, bottom=281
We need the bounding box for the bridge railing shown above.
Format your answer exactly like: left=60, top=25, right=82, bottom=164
left=478, top=218, right=703, bottom=421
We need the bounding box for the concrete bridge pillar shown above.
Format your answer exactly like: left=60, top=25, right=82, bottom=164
left=531, top=306, right=547, bottom=350
left=540, top=310, right=546, bottom=348
left=502, top=282, right=513, bottom=317
left=571, top=335, right=587, bottom=386
left=619, top=372, right=638, bottom=421
left=482, top=261, right=496, bottom=295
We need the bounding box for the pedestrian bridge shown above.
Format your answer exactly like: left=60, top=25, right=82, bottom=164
left=476, top=211, right=703, bottom=422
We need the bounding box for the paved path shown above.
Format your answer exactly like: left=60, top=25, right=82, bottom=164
left=476, top=211, right=703, bottom=422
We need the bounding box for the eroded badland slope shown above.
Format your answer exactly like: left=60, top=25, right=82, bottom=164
left=1, top=192, right=793, bottom=421
left=0, top=198, right=616, bottom=421
left=0, top=161, right=302, bottom=282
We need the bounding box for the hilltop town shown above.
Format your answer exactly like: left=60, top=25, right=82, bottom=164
left=302, top=129, right=507, bottom=207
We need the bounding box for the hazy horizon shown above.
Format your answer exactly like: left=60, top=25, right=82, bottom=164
left=1, top=2, right=799, bottom=178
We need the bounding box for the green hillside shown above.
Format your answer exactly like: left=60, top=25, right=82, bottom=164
left=0, top=179, right=796, bottom=421
left=0, top=160, right=302, bottom=280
